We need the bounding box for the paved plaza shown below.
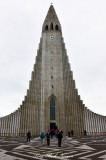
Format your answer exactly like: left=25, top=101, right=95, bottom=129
left=0, top=135, right=106, bottom=160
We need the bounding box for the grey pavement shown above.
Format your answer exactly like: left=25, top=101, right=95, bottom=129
left=0, top=136, right=106, bottom=159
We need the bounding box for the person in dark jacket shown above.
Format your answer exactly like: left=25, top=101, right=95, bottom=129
left=68, top=131, right=71, bottom=137
left=46, top=132, right=50, bottom=146
left=57, top=131, right=63, bottom=147
left=84, top=130, right=87, bottom=136
left=71, top=130, right=74, bottom=136
left=27, top=131, right=31, bottom=142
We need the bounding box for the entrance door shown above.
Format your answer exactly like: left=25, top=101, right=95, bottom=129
left=50, top=123, right=57, bottom=130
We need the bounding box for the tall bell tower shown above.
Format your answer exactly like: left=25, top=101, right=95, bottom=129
left=0, top=4, right=105, bottom=137
left=40, top=5, right=65, bottom=132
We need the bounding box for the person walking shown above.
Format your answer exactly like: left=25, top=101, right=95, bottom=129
left=57, top=131, right=63, bottom=147
left=46, top=132, right=50, bottom=146
left=27, top=131, right=31, bottom=142
left=71, top=130, right=74, bottom=136
left=84, top=130, right=87, bottom=136
left=40, top=132, right=45, bottom=144
left=68, top=131, right=71, bottom=137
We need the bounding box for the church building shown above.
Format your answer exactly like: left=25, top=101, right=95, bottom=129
left=0, top=5, right=106, bottom=136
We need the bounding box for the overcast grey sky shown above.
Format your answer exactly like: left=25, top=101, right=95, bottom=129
left=0, top=0, right=106, bottom=117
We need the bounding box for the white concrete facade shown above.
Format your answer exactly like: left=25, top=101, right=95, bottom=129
left=0, top=5, right=106, bottom=137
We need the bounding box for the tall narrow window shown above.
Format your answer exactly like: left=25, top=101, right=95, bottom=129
left=50, top=97, right=55, bottom=120
left=55, top=25, right=58, bottom=30
left=50, top=23, right=53, bottom=30
left=45, top=25, right=48, bottom=30
left=51, top=76, right=53, bottom=79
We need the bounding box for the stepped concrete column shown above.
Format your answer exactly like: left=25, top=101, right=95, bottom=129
left=102, top=116, right=104, bottom=134
left=2, top=117, right=5, bottom=136
left=7, top=115, right=10, bottom=136
left=21, top=106, right=24, bottom=136
left=96, top=114, right=99, bottom=134
left=23, top=104, right=26, bottom=135
left=87, top=109, right=90, bottom=135
left=94, top=114, right=96, bottom=133
left=89, top=110, right=91, bottom=135
left=100, top=115, right=102, bottom=134
left=103, top=117, right=106, bottom=134
left=103, top=117, right=105, bottom=133
left=4, top=116, right=6, bottom=136
left=7, top=116, right=9, bottom=136
left=89, top=111, right=92, bottom=135
left=10, top=113, right=13, bottom=135
left=104, top=117, right=106, bottom=135
left=96, top=114, right=98, bottom=134
left=14, top=112, right=17, bottom=136
left=1, top=118, right=3, bottom=136
left=92, top=112, right=94, bottom=135
left=98, top=115, right=100, bottom=133
left=92, top=112, right=94, bottom=133
left=12, top=113, right=15, bottom=136
left=6, top=116, right=9, bottom=136
left=86, top=108, right=88, bottom=134
left=13, top=112, right=16, bottom=136
left=84, top=107, right=86, bottom=133
left=0, top=118, right=1, bottom=136
left=15, top=111, right=19, bottom=136
left=12, top=113, right=14, bottom=135
left=17, top=109, right=20, bottom=136
left=95, top=114, right=98, bottom=133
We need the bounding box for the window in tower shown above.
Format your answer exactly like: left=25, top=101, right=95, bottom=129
left=55, top=25, right=58, bottom=30
left=50, top=23, right=53, bottom=30
left=45, top=25, right=48, bottom=30
left=51, top=67, right=53, bottom=70
left=51, top=76, right=53, bottom=79
left=50, top=96, right=55, bottom=120
left=51, top=59, right=53, bottom=63
left=52, top=85, right=53, bottom=88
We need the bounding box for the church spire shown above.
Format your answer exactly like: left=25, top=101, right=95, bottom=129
left=42, top=4, right=61, bottom=32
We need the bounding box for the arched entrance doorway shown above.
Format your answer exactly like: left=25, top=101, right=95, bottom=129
left=50, top=122, right=57, bottom=130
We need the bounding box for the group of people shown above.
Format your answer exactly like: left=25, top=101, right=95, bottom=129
left=26, top=129, right=87, bottom=145
left=40, top=129, right=63, bottom=147
left=26, top=129, right=63, bottom=147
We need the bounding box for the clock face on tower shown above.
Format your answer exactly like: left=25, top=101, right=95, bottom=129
left=50, top=35, right=54, bottom=39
